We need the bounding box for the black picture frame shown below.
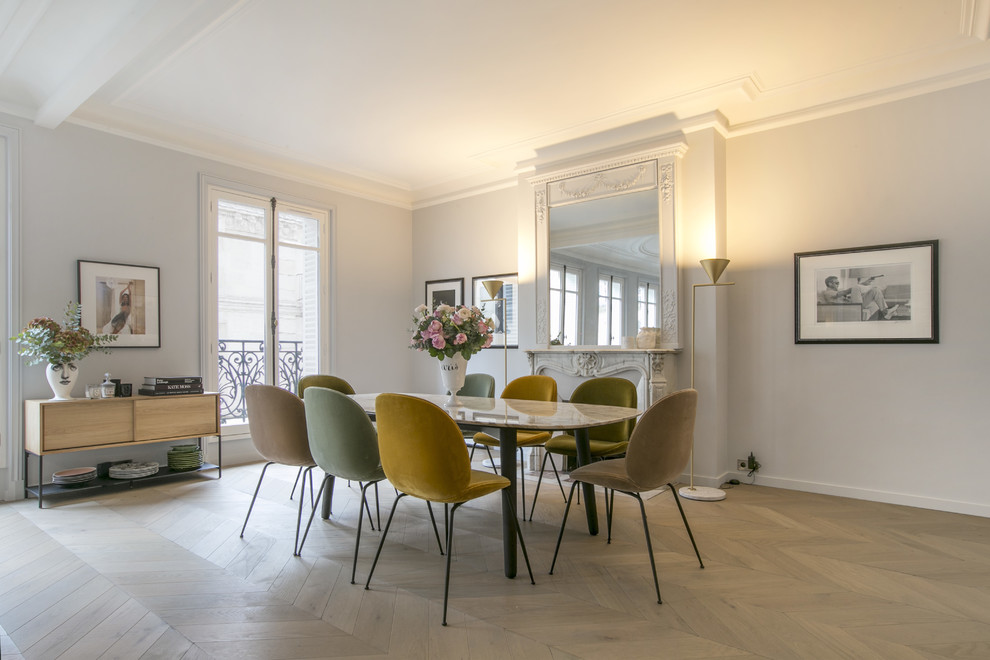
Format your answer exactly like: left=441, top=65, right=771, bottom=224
left=794, top=240, right=938, bottom=344
left=78, top=260, right=161, bottom=348
left=472, top=273, right=518, bottom=349
left=424, top=277, right=464, bottom=309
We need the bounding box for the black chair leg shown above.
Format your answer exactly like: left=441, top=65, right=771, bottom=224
left=293, top=467, right=314, bottom=556
left=669, top=482, right=704, bottom=569
left=502, top=491, right=536, bottom=585
left=358, top=481, right=375, bottom=530
left=426, top=501, right=445, bottom=555
left=365, top=493, right=407, bottom=590
left=351, top=480, right=378, bottom=584
left=606, top=488, right=615, bottom=544
left=528, top=450, right=550, bottom=521
left=549, top=481, right=580, bottom=574
left=633, top=492, right=662, bottom=604
left=374, top=482, right=381, bottom=531
left=298, top=473, right=332, bottom=555
left=516, top=448, right=525, bottom=521
left=240, top=462, right=274, bottom=537
left=289, top=465, right=304, bottom=500
left=547, top=453, right=567, bottom=500
left=442, top=502, right=462, bottom=626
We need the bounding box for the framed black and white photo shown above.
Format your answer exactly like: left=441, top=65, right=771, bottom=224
left=425, top=277, right=463, bottom=309
left=794, top=240, right=938, bottom=344
left=472, top=273, right=518, bottom=348
left=78, top=260, right=161, bottom=348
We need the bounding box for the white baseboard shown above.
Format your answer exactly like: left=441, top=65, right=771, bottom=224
left=690, top=470, right=990, bottom=519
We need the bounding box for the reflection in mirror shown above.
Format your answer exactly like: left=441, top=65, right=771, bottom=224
left=548, top=174, right=660, bottom=347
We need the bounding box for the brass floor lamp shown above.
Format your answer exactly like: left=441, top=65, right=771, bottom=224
left=679, top=258, right=734, bottom=502
left=481, top=279, right=508, bottom=469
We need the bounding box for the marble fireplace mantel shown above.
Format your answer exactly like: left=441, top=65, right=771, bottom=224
left=526, top=348, right=679, bottom=407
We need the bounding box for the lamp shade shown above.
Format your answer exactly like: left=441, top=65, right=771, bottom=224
left=482, top=280, right=504, bottom=299
left=700, top=258, right=730, bottom=284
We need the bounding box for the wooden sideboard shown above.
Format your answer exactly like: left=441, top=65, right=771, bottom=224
left=24, top=392, right=221, bottom=507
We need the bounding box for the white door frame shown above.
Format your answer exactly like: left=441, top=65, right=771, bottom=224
left=1, top=124, right=23, bottom=501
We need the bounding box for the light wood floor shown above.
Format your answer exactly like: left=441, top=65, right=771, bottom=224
left=2, top=461, right=989, bottom=659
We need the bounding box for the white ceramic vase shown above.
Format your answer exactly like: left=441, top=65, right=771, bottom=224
left=439, top=353, right=467, bottom=407
left=46, top=362, right=79, bottom=400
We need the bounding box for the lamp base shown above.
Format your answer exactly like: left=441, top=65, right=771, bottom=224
left=678, top=485, right=726, bottom=502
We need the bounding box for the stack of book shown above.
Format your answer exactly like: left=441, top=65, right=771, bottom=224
left=138, top=376, right=204, bottom=396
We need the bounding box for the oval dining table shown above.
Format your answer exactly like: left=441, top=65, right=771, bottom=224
left=347, top=392, right=641, bottom=578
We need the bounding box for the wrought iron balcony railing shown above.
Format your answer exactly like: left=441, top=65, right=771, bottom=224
left=217, top=339, right=303, bottom=424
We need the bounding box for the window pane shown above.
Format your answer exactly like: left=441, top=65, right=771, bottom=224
left=563, top=290, right=578, bottom=345
left=278, top=245, right=320, bottom=388
left=218, top=200, right=265, bottom=238
left=218, top=235, right=267, bottom=425
left=279, top=211, right=320, bottom=248
left=597, top=296, right=608, bottom=345
left=550, top=289, right=561, bottom=341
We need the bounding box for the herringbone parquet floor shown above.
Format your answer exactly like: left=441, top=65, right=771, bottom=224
left=2, top=460, right=989, bottom=659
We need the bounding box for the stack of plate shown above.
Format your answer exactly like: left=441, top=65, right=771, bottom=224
left=167, top=445, right=203, bottom=471
left=108, top=461, right=159, bottom=480
left=52, top=467, right=97, bottom=486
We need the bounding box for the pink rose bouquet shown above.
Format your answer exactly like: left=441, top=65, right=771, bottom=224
left=410, top=303, right=494, bottom=360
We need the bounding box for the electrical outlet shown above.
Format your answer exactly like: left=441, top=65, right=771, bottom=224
left=736, top=458, right=748, bottom=471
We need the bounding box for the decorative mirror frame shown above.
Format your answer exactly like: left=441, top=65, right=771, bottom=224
left=531, top=143, right=686, bottom=349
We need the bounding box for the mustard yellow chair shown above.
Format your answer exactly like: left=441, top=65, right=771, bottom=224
left=471, top=374, right=557, bottom=520
left=366, top=393, right=535, bottom=626
left=242, top=384, right=317, bottom=556
left=549, top=389, right=703, bottom=605
left=530, top=377, right=637, bottom=521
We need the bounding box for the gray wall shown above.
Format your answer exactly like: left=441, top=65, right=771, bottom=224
left=5, top=115, right=413, bottom=480
left=725, top=79, right=990, bottom=515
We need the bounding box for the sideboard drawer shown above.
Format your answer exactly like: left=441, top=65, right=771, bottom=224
left=41, top=399, right=134, bottom=451
left=134, top=395, right=219, bottom=441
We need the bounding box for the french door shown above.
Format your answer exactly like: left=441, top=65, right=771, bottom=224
left=205, top=184, right=330, bottom=437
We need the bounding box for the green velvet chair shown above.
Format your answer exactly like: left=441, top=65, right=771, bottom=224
left=530, top=377, right=637, bottom=520
left=293, top=374, right=356, bottom=500
left=471, top=374, right=558, bottom=520
left=549, top=388, right=704, bottom=605
left=455, top=373, right=497, bottom=463
left=366, top=393, right=535, bottom=626
left=298, top=387, right=382, bottom=582
left=241, top=384, right=317, bottom=556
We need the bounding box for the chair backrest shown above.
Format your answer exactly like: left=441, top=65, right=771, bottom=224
left=455, top=373, right=495, bottom=397
left=502, top=374, right=557, bottom=402
left=298, top=374, right=355, bottom=398
left=303, top=387, right=381, bottom=481
left=244, top=384, right=314, bottom=466
left=375, top=393, right=471, bottom=502
left=624, top=388, right=698, bottom=490
left=569, top=377, right=637, bottom=443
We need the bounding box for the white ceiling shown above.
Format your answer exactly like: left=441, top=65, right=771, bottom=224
left=1, top=0, right=989, bottom=207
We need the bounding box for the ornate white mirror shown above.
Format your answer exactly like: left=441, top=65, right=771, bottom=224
left=532, top=145, right=684, bottom=349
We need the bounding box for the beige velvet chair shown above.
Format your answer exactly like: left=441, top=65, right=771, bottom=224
left=242, top=384, right=317, bottom=556
left=366, top=393, right=535, bottom=626
left=549, top=388, right=704, bottom=604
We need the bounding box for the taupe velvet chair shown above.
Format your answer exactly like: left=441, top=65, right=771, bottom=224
left=549, top=388, right=704, bottom=604
left=241, top=384, right=317, bottom=556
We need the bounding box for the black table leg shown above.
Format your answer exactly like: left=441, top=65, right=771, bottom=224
left=573, top=427, right=598, bottom=535
left=320, top=473, right=335, bottom=520
left=498, top=427, right=518, bottom=578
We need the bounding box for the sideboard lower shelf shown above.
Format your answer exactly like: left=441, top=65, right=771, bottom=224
left=24, top=392, right=221, bottom=508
